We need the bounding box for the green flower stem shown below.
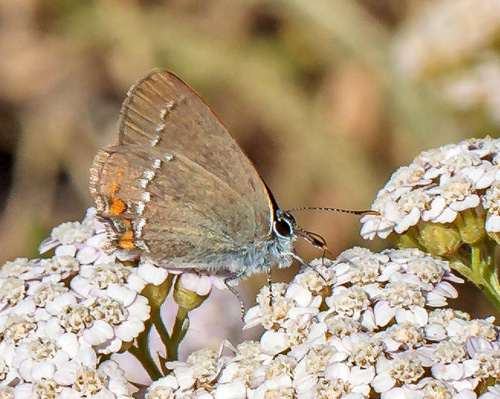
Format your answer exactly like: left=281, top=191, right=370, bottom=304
left=133, top=274, right=175, bottom=377
left=166, top=306, right=190, bottom=361
left=144, top=276, right=185, bottom=365
left=151, top=310, right=171, bottom=346
left=452, top=244, right=500, bottom=312
left=129, top=327, right=163, bottom=381
left=484, top=238, right=498, bottom=277
left=449, top=260, right=473, bottom=281
left=470, top=245, right=482, bottom=279
left=134, top=274, right=208, bottom=371
left=484, top=270, right=500, bottom=310
left=479, top=240, right=500, bottom=309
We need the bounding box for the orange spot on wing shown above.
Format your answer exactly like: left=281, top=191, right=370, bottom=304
left=108, top=197, right=127, bottom=215
left=118, top=230, right=136, bottom=249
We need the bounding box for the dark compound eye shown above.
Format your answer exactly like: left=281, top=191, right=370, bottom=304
left=273, top=210, right=295, bottom=237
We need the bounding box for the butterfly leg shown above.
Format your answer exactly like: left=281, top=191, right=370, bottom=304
left=223, top=278, right=246, bottom=320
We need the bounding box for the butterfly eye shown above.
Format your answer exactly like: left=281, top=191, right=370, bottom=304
left=273, top=211, right=295, bottom=238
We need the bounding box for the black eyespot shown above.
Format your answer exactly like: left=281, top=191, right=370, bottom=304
left=273, top=210, right=295, bottom=237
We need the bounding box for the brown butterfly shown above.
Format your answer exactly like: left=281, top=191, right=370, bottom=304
left=90, top=69, right=298, bottom=281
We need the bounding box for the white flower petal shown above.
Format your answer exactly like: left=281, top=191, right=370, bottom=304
left=214, top=380, right=246, bottom=399
left=485, top=214, right=500, bottom=232
left=137, top=261, right=169, bottom=285
left=371, top=372, right=395, bottom=393
left=260, top=331, right=288, bottom=355
left=434, top=207, right=458, bottom=224
left=422, top=197, right=447, bottom=221
left=55, top=245, right=77, bottom=257
left=82, top=320, right=114, bottom=345
left=374, top=301, right=396, bottom=327
left=394, top=207, right=421, bottom=233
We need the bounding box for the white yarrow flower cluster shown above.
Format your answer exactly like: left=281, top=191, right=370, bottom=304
left=0, top=208, right=160, bottom=397
left=361, top=137, right=500, bottom=241
left=394, top=0, right=500, bottom=78
left=393, top=0, right=500, bottom=124
left=147, top=247, right=500, bottom=399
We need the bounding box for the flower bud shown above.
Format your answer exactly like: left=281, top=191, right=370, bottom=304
left=455, top=208, right=486, bottom=245
left=419, top=222, right=461, bottom=256
left=142, top=275, right=173, bottom=309
left=173, top=276, right=208, bottom=311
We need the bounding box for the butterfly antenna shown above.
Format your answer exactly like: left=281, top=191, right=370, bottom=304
left=285, top=206, right=379, bottom=216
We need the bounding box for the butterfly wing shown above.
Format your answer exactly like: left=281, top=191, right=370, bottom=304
left=90, top=69, right=274, bottom=265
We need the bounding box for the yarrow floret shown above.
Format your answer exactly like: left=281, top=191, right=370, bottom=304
left=148, top=247, right=500, bottom=399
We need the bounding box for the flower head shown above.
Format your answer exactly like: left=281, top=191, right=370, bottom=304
left=0, top=209, right=160, bottom=396
left=360, top=138, right=500, bottom=253
left=148, top=248, right=500, bottom=398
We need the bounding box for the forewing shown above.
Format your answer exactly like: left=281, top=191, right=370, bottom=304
left=118, top=69, right=272, bottom=239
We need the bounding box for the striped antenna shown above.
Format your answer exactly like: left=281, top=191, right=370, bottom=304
left=285, top=207, right=379, bottom=216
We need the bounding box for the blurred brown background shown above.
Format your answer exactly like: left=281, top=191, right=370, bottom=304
left=1, top=0, right=499, bottom=318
